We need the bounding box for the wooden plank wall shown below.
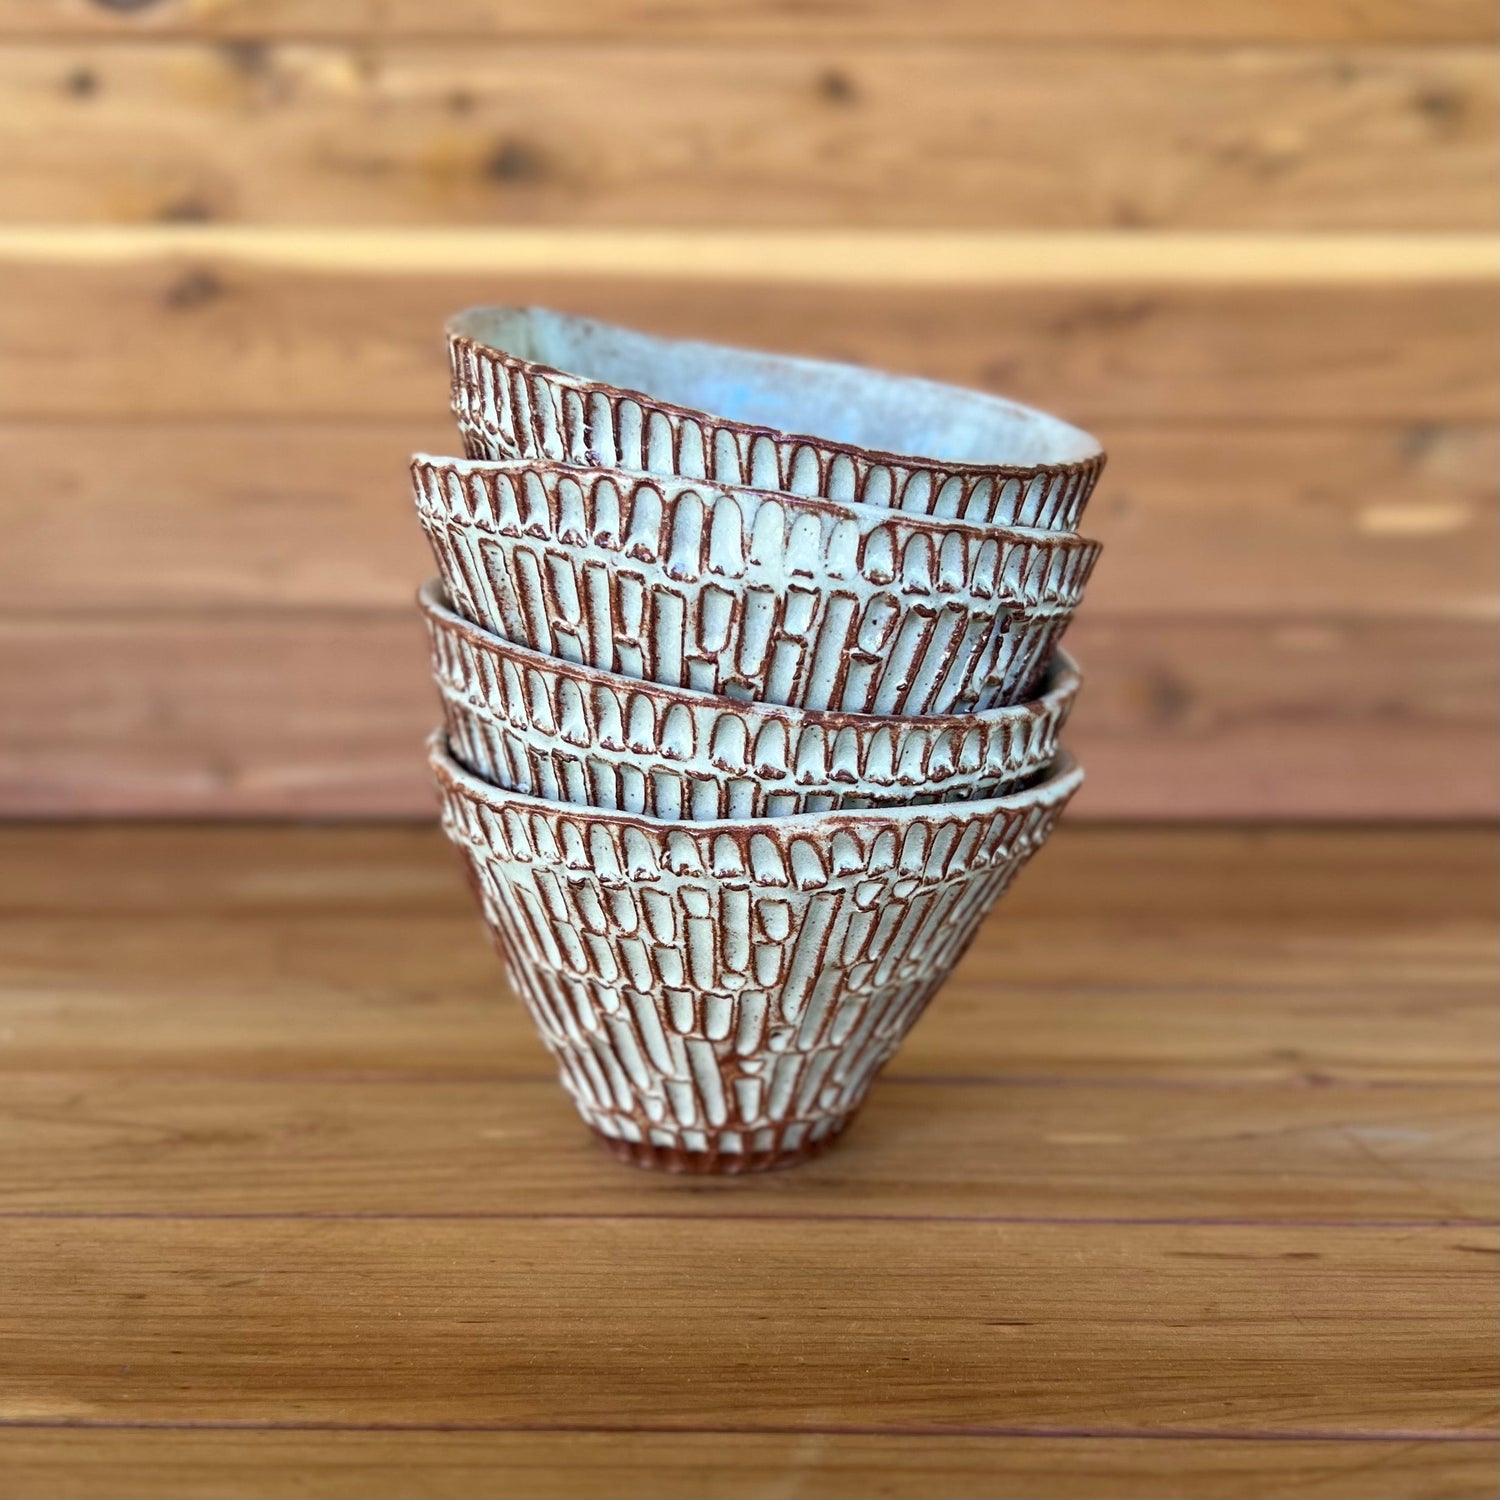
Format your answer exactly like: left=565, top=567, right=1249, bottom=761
left=0, top=0, right=1495, bottom=818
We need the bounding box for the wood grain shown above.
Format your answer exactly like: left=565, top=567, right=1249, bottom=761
left=2, top=43, right=1494, bottom=228
left=1071, top=614, right=1497, bottom=818
left=5, top=418, right=1493, bottom=616
left=0, top=0, right=1492, bottom=1475
left=9, top=915, right=1491, bottom=1084
left=7, top=824, right=1492, bottom=923
left=2, top=1072, right=1493, bottom=1222
left=3, top=253, right=1491, bottom=817
left=0, top=610, right=432, bottom=818
left=3, top=0, right=1494, bottom=44
left=2, top=610, right=1491, bottom=818
left=2, top=257, right=1490, bottom=423
left=4, top=1429, right=1495, bottom=1500
left=2, top=826, right=1491, bottom=1081
left=2, top=1217, right=1494, bottom=1430
left=0, top=825, right=1491, bottom=1495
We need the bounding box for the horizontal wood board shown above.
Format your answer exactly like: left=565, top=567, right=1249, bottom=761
left=3, top=611, right=1492, bottom=818
left=1, top=1429, right=1496, bottom=1500
left=0, top=823, right=1493, bottom=1497
left=2, top=0, right=1496, bottom=43
left=1, top=256, right=1492, bottom=422
left=0, top=42, right=1494, bottom=230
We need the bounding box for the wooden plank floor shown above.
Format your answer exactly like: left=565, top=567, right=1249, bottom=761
left=0, top=824, right=1494, bottom=1499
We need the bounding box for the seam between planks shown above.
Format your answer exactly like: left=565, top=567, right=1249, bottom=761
left=0, top=1212, right=1493, bottom=1229
left=0, top=1419, right=1493, bottom=1443
left=0, top=1072, right=1490, bottom=1089
left=1, top=32, right=1497, bottom=47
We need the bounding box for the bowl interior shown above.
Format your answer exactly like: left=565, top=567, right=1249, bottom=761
left=450, top=306, right=1101, bottom=470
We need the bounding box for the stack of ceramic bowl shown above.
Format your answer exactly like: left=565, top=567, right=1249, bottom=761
left=416, top=307, right=1104, bottom=1174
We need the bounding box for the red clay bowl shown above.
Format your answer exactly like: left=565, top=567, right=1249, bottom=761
left=430, top=732, right=1083, bottom=1172
left=448, top=306, right=1104, bottom=532
left=421, top=579, right=1079, bottom=820
left=413, top=455, right=1099, bottom=713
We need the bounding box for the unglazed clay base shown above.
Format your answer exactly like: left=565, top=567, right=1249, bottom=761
left=590, top=1115, right=854, bottom=1174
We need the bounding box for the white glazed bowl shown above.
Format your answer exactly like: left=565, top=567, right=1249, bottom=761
left=421, top=580, right=1080, bottom=820
left=414, top=456, right=1099, bottom=713
left=430, top=732, right=1083, bottom=1171
left=448, top=306, right=1104, bottom=532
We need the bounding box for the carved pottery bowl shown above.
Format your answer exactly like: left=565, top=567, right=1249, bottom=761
left=414, top=456, right=1099, bottom=713
left=430, top=732, right=1083, bottom=1172
left=421, top=580, right=1080, bottom=820
left=448, top=306, right=1104, bottom=532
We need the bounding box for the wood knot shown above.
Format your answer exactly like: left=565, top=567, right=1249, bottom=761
left=162, top=268, right=225, bottom=310
left=220, top=39, right=272, bottom=79
left=158, top=195, right=216, bottom=223
left=484, top=138, right=548, bottom=183
left=816, top=68, right=856, bottom=104
left=1131, top=669, right=1193, bottom=728
left=1413, top=86, right=1464, bottom=124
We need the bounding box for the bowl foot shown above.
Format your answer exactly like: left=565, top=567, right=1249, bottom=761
left=590, top=1117, right=853, bottom=1174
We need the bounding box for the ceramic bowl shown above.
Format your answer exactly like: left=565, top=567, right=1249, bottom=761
left=413, top=456, right=1099, bottom=713
left=448, top=306, right=1105, bottom=532
left=421, top=580, right=1080, bottom=820
left=431, top=733, right=1083, bottom=1172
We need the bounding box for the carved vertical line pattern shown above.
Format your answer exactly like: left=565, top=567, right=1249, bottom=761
left=449, top=328, right=1105, bottom=533
left=433, top=741, right=1080, bottom=1167
left=413, top=460, right=1094, bottom=716
left=420, top=585, right=1078, bottom=820
left=429, top=322, right=1103, bottom=1169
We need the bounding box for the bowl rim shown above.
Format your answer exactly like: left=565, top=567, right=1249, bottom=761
left=429, top=729, right=1083, bottom=836
left=446, top=304, right=1106, bottom=486
left=418, top=578, right=1082, bottom=734
left=412, top=452, right=1103, bottom=561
